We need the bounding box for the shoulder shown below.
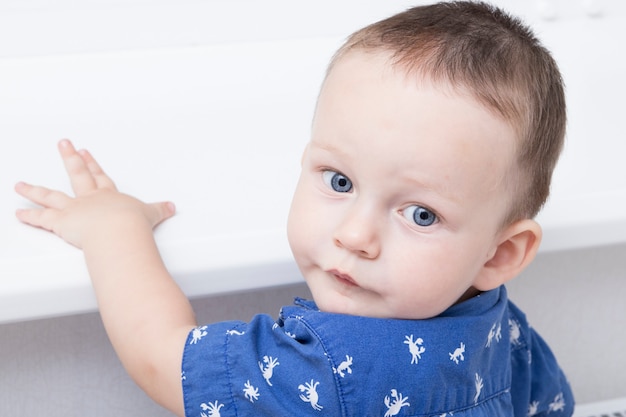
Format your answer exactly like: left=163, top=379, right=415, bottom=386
left=506, top=299, right=575, bottom=417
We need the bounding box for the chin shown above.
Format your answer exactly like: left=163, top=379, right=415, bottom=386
left=313, top=296, right=357, bottom=316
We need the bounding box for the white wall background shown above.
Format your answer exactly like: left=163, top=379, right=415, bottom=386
left=1, top=0, right=625, bottom=415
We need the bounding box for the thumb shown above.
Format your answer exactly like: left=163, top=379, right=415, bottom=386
left=148, top=201, right=176, bottom=228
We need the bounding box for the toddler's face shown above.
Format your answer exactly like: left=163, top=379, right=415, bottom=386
left=287, top=51, right=517, bottom=319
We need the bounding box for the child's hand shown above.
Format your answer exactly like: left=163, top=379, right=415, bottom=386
left=15, top=139, right=175, bottom=248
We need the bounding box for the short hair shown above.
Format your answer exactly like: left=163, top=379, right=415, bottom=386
left=327, top=1, right=566, bottom=225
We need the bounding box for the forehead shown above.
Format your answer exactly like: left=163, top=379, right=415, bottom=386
left=312, top=51, right=518, bottom=202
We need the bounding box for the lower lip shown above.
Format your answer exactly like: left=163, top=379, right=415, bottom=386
left=331, top=272, right=357, bottom=287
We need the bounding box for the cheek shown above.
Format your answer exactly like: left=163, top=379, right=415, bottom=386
left=286, top=191, right=304, bottom=251
left=287, top=180, right=319, bottom=257
left=390, top=240, right=474, bottom=295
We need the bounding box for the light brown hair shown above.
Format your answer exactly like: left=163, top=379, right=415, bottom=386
left=327, top=1, right=566, bottom=224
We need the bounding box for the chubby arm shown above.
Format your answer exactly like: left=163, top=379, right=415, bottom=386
left=15, top=140, right=195, bottom=416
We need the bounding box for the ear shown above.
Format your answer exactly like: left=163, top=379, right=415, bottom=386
left=473, top=219, right=542, bottom=292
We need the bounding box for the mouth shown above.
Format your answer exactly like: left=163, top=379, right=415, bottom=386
left=328, top=269, right=358, bottom=287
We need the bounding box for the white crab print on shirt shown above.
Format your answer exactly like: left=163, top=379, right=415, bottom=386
left=473, top=373, right=484, bottom=404
left=449, top=342, right=465, bottom=365
left=200, top=400, right=223, bottom=417
left=486, top=322, right=502, bottom=347
left=528, top=400, right=540, bottom=416
left=548, top=393, right=566, bottom=412
left=243, top=380, right=260, bottom=403
left=299, top=379, right=323, bottom=411
left=384, top=389, right=410, bottom=417
left=404, top=335, right=426, bottom=364
left=190, top=326, right=208, bottom=344
left=333, top=355, right=353, bottom=378
left=258, top=355, right=280, bottom=386
left=509, top=318, right=521, bottom=345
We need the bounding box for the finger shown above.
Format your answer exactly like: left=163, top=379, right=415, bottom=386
left=148, top=201, right=176, bottom=228
left=15, top=181, right=72, bottom=210
left=15, top=206, right=60, bottom=233
left=58, top=139, right=97, bottom=196
left=78, top=148, right=117, bottom=190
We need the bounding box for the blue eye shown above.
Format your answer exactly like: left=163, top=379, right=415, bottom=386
left=322, top=170, right=353, bottom=193
left=403, top=205, right=437, bottom=227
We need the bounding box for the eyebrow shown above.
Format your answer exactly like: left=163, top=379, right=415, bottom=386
left=399, top=173, right=461, bottom=205
left=310, top=139, right=345, bottom=156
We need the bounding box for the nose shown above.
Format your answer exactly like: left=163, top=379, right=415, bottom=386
left=333, top=203, right=381, bottom=259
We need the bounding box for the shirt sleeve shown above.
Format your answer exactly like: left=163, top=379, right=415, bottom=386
left=181, top=313, right=341, bottom=417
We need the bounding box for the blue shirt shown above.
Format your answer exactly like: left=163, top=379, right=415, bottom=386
left=182, top=286, right=574, bottom=416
